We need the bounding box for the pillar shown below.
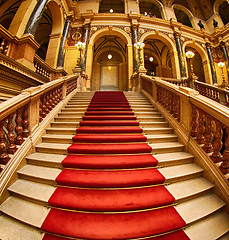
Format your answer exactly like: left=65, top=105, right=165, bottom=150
left=205, top=42, right=217, bottom=84
left=174, top=32, right=186, bottom=78
left=57, top=18, right=71, bottom=68
left=131, top=23, right=139, bottom=72
left=81, top=23, right=90, bottom=72
left=221, top=41, right=229, bottom=79
left=24, top=0, right=48, bottom=36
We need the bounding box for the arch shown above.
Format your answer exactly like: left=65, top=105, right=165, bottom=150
left=0, top=0, right=22, bottom=30
left=139, top=31, right=177, bottom=52
left=213, top=0, right=229, bottom=25
left=99, top=0, right=125, bottom=13
left=140, top=31, right=178, bottom=78
left=183, top=40, right=211, bottom=83
left=139, top=0, right=166, bottom=19
left=172, top=4, right=195, bottom=28
left=47, top=0, right=64, bottom=35
left=87, top=27, right=132, bottom=91
left=89, top=27, right=132, bottom=46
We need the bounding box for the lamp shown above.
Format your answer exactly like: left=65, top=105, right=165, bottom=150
left=149, top=56, right=154, bottom=62
left=149, top=42, right=153, bottom=62
left=185, top=50, right=195, bottom=76
left=218, top=61, right=226, bottom=87
left=75, top=41, right=85, bottom=67
left=134, top=42, right=145, bottom=68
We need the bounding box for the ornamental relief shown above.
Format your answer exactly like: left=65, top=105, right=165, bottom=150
left=89, top=25, right=132, bottom=40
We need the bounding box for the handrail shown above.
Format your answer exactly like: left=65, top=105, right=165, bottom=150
left=0, top=74, right=79, bottom=172
left=139, top=73, right=229, bottom=207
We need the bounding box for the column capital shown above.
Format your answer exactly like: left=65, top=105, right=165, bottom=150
left=205, top=42, right=211, bottom=48
left=174, top=31, right=181, bottom=39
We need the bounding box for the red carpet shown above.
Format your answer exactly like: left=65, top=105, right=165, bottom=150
left=41, top=91, right=190, bottom=240
left=72, top=134, right=147, bottom=143
left=62, top=154, right=158, bottom=168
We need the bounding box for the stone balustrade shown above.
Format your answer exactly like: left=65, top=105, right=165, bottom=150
left=140, top=74, right=229, bottom=180
left=0, top=75, right=79, bottom=172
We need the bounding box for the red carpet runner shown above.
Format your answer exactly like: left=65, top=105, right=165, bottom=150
left=42, top=91, right=190, bottom=240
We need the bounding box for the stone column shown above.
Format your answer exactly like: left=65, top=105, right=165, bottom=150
left=174, top=32, right=186, bottom=78
left=57, top=18, right=71, bottom=68
left=24, top=0, right=48, bottom=36
left=221, top=41, right=229, bottom=78
left=205, top=42, right=217, bottom=84
left=81, top=23, right=90, bottom=72
left=131, top=24, right=139, bottom=72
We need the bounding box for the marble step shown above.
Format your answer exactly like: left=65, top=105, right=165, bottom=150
left=45, top=127, right=173, bottom=135
left=51, top=121, right=168, bottom=128
left=17, top=163, right=203, bottom=185
left=35, top=141, right=184, bottom=155
left=26, top=151, right=194, bottom=168
left=7, top=177, right=214, bottom=208
left=0, top=214, right=44, bottom=240
left=41, top=133, right=178, bottom=144
left=0, top=193, right=225, bottom=234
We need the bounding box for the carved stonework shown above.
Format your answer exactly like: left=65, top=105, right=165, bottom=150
left=89, top=25, right=132, bottom=40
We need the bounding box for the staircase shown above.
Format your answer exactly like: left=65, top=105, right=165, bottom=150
left=0, top=91, right=229, bottom=240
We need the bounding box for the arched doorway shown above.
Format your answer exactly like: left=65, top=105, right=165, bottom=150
left=173, top=5, right=193, bottom=28
left=144, top=38, right=172, bottom=77
left=0, top=0, right=22, bottom=30
left=33, top=0, right=63, bottom=67
left=91, top=35, right=128, bottom=91
left=99, top=0, right=125, bottom=13
left=183, top=41, right=211, bottom=83
left=86, top=27, right=132, bottom=91
left=218, top=0, right=229, bottom=25
left=139, top=0, right=163, bottom=19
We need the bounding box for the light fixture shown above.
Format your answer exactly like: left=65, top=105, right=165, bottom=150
left=75, top=41, right=85, bottom=67
left=218, top=61, right=226, bottom=87
left=149, top=56, right=154, bottom=62
left=185, top=50, right=195, bottom=59
left=134, top=42, right=145, bottom=69
left=109, top=8, right=113, bottom=13
left=107, top=37, right=112, bottom=60
left=185, top=50, right=195, bottom=76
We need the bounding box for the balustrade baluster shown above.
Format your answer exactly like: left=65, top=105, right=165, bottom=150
left=0, top=118, right=10, bottom=164
left=0, top=39, right=5, bottom=53
left=47, top=92, right=53, bottom=111
left=54, top=89, right=58, bottom=104
left=219, top=126, right=229, bottom=174
left=177, top=95, right=180, bottom=122
left=39, top=100, right=43, bottom=122
left=211, top=120, right=223, bottom=163
left=22, top=105, right=29, bottom=137
left=50, top=91, right=55, bottom=108
left=15, top=108, right=24, bottom=145
left=4, top=42, right=9, bottom=55
left=7, top=113, right=17, bottom=154
left=203, top=114, right=213, bottom=153
left=44, top=94, right=50, bottom=114
left=191, top=105, right=198, bottom=137
left=196, top=109, right=205, bottom=144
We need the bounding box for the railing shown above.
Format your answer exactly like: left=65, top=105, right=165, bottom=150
left=194, top=80, right=229, bottom=107
left=0, top=25, right=12, bottom=56
left=140, top=74, right=229, bottom=180
left=0, top=74, right=79, bottom=172
left=34, top=55, right=51, bottom=80
left=160, top=77, right=229, bottom=107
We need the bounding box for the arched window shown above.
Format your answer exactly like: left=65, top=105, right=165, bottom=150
left=174, top=7, right=192, bottom=27
left=139, top=1, right=162, bottom=18
left=219, top=1, right=229, bottom=25
left=99, top=0, right=125, bottom=13
left=0, top=0, right=22, bottom=30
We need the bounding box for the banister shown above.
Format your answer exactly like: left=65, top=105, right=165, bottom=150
left=138, top=72, right=229, bottom=210
left=0, top=74, right=79, bottom=173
